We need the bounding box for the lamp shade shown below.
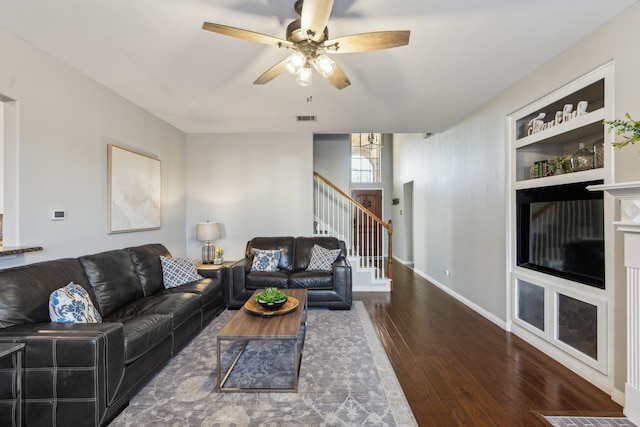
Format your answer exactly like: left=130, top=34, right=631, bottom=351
left=197, top=222, right=221, bottom=241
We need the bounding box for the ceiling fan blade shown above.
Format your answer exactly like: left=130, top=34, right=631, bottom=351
left=300, top=0, right=334, bottom=43
left=202, top=22, right=294, bottom=48
left=325, top=63, right=350, bottom=90
left=324, top=31, right=410, bottom=53
left=253, top=59, right=288, bottom=85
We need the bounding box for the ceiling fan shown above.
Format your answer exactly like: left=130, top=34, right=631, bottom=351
left=202, top=0, right=410, bottom=90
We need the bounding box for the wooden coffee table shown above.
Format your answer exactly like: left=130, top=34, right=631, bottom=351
left=216, top=289, right=308, bottom=392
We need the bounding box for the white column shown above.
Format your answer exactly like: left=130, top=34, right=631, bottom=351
left=590, top=181, right=640, bottom=424
left=622, top=229, right=640, bottom=423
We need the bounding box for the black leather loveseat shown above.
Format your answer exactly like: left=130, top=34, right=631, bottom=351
left=0, top=243, right=225, bottom=427
left=225, top=236, right=352, bottom=310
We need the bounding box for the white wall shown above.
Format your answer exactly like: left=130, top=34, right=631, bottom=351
left=392, top=3, right=640, bottom=395
left=0, top=101, right=4, bottom=215
left=0, top=27, right=187, bottom=267
left=186, top=132, right=313, bottom=261
left=313, top=134, right=350, bottom=191
left=393, top=121, right=507, bottom=322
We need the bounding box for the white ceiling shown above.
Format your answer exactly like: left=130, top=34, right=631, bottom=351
left=0, top=0, right=636, bottom=134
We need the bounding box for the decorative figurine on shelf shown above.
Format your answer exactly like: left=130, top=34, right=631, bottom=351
left=214, top=246, right=224, bottom=265
left=577, top=100, right=589, bottom=116
left=562, top=104, right=574, bottom=123
left=570, top=143, right=594, bottom=171
left=527, top=101, right=590, bottom=137
left=527, top=113, right=546, bottom=135
left=593, top=139, right=605, bottom=169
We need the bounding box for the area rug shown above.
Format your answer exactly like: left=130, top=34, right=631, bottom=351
left=531, top=410, right=637, bottom=427
left=111, top=301, right=417, bottom=426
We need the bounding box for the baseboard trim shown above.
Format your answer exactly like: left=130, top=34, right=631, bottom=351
left=413, top=268, right=507, bottom=330
left=391, top=255, right=413, bottom=266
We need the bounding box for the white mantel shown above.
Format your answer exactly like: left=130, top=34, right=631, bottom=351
left=589, top=181, right=640, bottom=424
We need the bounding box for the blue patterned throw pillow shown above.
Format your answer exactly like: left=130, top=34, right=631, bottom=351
left=250, top=249, right=281, bottom=272
left=306, top=244, right=341, bottom=271
left=49, top=282, right=102, bottom=323
left=160, top=256, right=204, bottom=288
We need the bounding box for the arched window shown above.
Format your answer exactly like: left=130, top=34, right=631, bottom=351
left=351, top=155, right=374, bottom=182
left=351, top=133, right=382, bottom=183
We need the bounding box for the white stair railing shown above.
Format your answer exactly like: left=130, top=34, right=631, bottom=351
left=313, top=172, right=393, bottom=286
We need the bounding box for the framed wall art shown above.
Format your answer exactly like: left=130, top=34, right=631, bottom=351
left=108, top=144, right=161, bottom=233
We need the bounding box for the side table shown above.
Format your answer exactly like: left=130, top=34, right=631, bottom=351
left=0, top=342, right=25, bottom=427
left=197, top=261, right=235, bottom=280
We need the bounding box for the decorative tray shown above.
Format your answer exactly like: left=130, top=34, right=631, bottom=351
left=244, top=296, right=299, bottom=317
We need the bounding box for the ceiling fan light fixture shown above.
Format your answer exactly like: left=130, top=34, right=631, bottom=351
left=285, top=52, right=306, bottom=75
left=296, top=65, right=312, bottom=86
left=202, top=0, right=409, bottom=90
left=312, top=54, right=336, bottom=78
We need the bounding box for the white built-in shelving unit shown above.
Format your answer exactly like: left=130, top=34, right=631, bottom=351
left=507, top=62, right=615, bottom=384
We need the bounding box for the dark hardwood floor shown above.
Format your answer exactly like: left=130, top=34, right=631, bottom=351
left=355, top=260, right=623, bottom=427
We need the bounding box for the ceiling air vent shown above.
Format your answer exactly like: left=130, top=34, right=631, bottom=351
left=296, top=115, right=317, bottom=122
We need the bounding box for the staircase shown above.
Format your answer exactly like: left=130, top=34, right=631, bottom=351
left=313, top=172, right=393, bottom=292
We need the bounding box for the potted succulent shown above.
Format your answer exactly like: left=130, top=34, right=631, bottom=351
left=549, top=155, right=571, bottom=175
left=604, top=113, right=640, bottom=149
left=213, top=246, right=224, bottom=265
left=255, top=287, right=287, bottom=310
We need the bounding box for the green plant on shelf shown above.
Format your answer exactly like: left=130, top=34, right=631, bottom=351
left=549, top=155, right=571, bottom=175
left=604, top=113, right=640, bottom=150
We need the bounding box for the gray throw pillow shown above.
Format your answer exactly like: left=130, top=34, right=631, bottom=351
left=306, top=244, right=341, bottom=271
left=160, top=256, right=203, bottom=288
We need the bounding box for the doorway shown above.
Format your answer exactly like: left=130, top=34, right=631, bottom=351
left=403, top=181, right=414, bottom=267
left=352, top=189, right=382, bottom=257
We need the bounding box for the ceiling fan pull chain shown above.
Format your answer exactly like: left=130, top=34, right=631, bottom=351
left=307, top=85, right=313, bottom=103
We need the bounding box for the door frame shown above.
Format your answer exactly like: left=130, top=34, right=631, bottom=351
left=351, top=188, right=385, bottom=256
left=403, top=181, right=414, bottom=266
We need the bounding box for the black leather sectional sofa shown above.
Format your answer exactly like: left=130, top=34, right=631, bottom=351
left=225, top=236, right=352, bottom=310
left=0, top=243, right=225, bottom=427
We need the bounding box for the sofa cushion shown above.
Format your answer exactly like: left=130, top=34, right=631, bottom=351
left=49, top=282, right=102, bottom=323
left=246, top=271, right=290, bottom=290
left=105, top=313, right=172, bottom=364
left=108, top=292, right=202, bottom=330
left=159, top=256, right=203, bottom=288
left=246, top=237, right=295, bottom=271
left=126, top=243, right=171, bottom=296
left=293, top=236, right=344, bottom=271
left=80, top=249, right=145, bottom=317
left=0, top=258, right=90, bottom=328
left=162, top=277, right=222, bottom=308
left=289, top=271, right=333, bottom=289
left=250, top=249, right=281, bottom=272
left=306, top=244, right=341, bottom=271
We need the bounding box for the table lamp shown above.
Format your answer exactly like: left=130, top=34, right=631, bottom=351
left=197, top=221, right=221, bottom=264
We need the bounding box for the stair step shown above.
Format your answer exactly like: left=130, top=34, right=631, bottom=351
left=353, top=279, right=391, bottom=292
left=348, top=255, right=391, bottom=292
